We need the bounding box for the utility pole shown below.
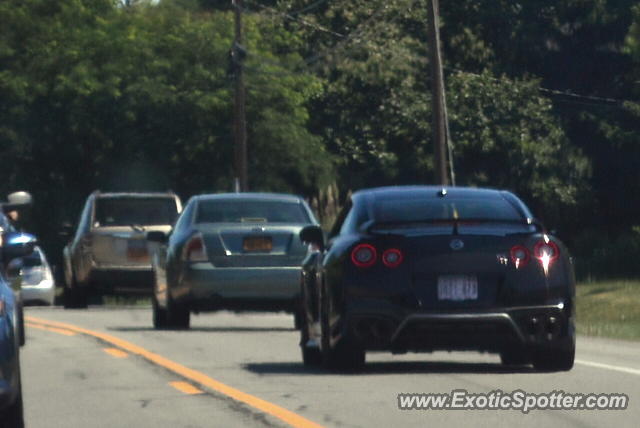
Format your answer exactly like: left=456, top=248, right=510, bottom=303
left=427, top=0, right=449, bottom=186
left=232, top=0, right=248, bottom=191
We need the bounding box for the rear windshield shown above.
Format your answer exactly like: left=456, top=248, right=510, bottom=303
left=374, top=197, right=523, bottom=223
left=196, top=200, right=310, bottom=224
left=94, top=197, right=178, bottom=226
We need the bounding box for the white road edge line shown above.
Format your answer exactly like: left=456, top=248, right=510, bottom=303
left=575, top=359, right=640, bottom=376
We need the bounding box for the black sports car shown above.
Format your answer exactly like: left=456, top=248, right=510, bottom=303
left=299, top=186, right=575, bottom=371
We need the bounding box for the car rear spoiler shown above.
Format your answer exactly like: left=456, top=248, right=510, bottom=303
left=361, top=217, right=546, bottom=235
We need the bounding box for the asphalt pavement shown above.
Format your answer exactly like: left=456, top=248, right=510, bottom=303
left=20, top=306, right=640, bottom=428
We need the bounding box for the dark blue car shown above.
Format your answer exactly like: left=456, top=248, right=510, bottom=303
left=0, top=192, right=36, bottom=427
left=0, top=267, right=23, bottom=427
left=0, top=232, right=37, bottom=428
left=299, top=186, right=576, bottom=372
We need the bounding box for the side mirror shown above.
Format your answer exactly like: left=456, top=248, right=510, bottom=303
left=146, top=231, right=168, bottom=244
left=300, top=225, right=324, bottom=251
left=2, top=191, right=33, bottom=213
left=1, top=232, right=37, bottom=263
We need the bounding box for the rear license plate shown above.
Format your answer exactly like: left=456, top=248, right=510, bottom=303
left=127, top=240, right=148, bottom=260
left=437, top=275, right=478, bottom=301
left=243, top=236, right=272, bottom=252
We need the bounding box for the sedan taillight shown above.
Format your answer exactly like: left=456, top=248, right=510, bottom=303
left=184, top=234, right=208, bottom=262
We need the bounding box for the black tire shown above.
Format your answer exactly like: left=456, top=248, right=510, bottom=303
left=1, top=355, right=24, bottom=428
left=152, top=294, right=169, bottom=330
left=17, top=300, right=25, bottom=347
left=293, top=309, right=303, bottom=330
left=63, top=275, right=88, bottom=309
left=532, top=345, right=575, bottom=371
left=299, top=304, right=322, bottom=366
left=166, top=296, right=190, bottom=329
left=533, top=318, right=576, bottom=371
left=320, top=293, right=365, bottom=371
left=1, top=387, right=24, bottom=428
left=302, top=344, right=323, bottom=366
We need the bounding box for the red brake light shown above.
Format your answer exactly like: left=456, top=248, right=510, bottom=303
left=184, top=234, right=207, bottom=262
left=351, top=244, right=377, bottom=268
left=534, top=241, right=560, bottom=261
left=382, top=248, right=404, bottom=268
left=510, top=245, right=530, bottom=268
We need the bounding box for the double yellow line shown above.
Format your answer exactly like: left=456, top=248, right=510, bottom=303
left=26, top=316, right=324, bottom=428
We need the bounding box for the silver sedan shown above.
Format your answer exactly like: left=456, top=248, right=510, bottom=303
left=147, top=193, right=319, bottom=329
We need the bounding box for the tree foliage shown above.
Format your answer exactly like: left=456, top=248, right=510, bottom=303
left=0, top=0, right=330, bottom=259
left=2, top=0, right=640, bottom=277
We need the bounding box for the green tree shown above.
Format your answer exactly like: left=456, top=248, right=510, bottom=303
left=0, top=0, right=332, bottom=265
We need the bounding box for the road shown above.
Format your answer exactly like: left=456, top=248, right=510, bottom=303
left=20, top=306, right=639, bottom=428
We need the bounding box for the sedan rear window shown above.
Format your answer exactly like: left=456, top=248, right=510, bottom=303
left=94, top=197, right=179, bottom=226
left=196, top=200, right=310, bottom=224
left=374, top=197, right=523, bottom=223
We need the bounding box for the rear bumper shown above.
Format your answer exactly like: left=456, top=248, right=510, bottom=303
left=179, top=264, right=301, bottom=309
left=343, top=299, right=573, bottom=353
left=83, top=268, right=154, bottom=294
left=21, top=279, right=55, bottom=305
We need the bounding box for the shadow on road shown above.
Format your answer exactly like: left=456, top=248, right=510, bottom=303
left=243, top=360, right=537, bottom=376
left=108, top=326, right=296, bottom=333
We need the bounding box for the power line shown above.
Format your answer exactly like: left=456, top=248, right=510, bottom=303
left=245, top=0, right=346, bottom=39
left=304, top=0, right=417, bottom=68
left=241, top=0, right=416, bottom=76
left=446, top=67, right=634, bottom=108
left=244, top=1, right=635, bottom=111
left=286, top=0, right=332, bottom=16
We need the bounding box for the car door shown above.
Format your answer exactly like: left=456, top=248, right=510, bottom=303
left=67, top=196, right=93, bottom=284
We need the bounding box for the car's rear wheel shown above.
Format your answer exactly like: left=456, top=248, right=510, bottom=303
left=299, top=301, right=321, bottom=366
left=152, top=294, right=169, bottom=329
left=293, top=309, right=303, bottom=330
left=166, top=296, right=190, bottom=329
left=1, top=355, right=25, bottom=428
left=63, top=275, right=88, bottom=309
left=532, top=344, right=575, bottom=371
left=1, top=390, right=25, bottom=428
left=320, top=293, right=365, bottom=371
left=17, top=299, right=25, bottom=347
left=532, top=319, right=576, bottom=371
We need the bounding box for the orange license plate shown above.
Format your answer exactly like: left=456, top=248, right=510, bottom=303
left=243, top=236, right=272, bottom=252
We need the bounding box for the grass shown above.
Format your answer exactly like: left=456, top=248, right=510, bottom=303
left=576, top=280, right=640, bottom=340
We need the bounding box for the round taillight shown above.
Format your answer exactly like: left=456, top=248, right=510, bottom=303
left=510, top=245, right=530, bottom=267
left=382, top=248, right=404, bottom=268
left=534, top=241, right=560, bottom=261
left=351, top=244, right=377, bottom=268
